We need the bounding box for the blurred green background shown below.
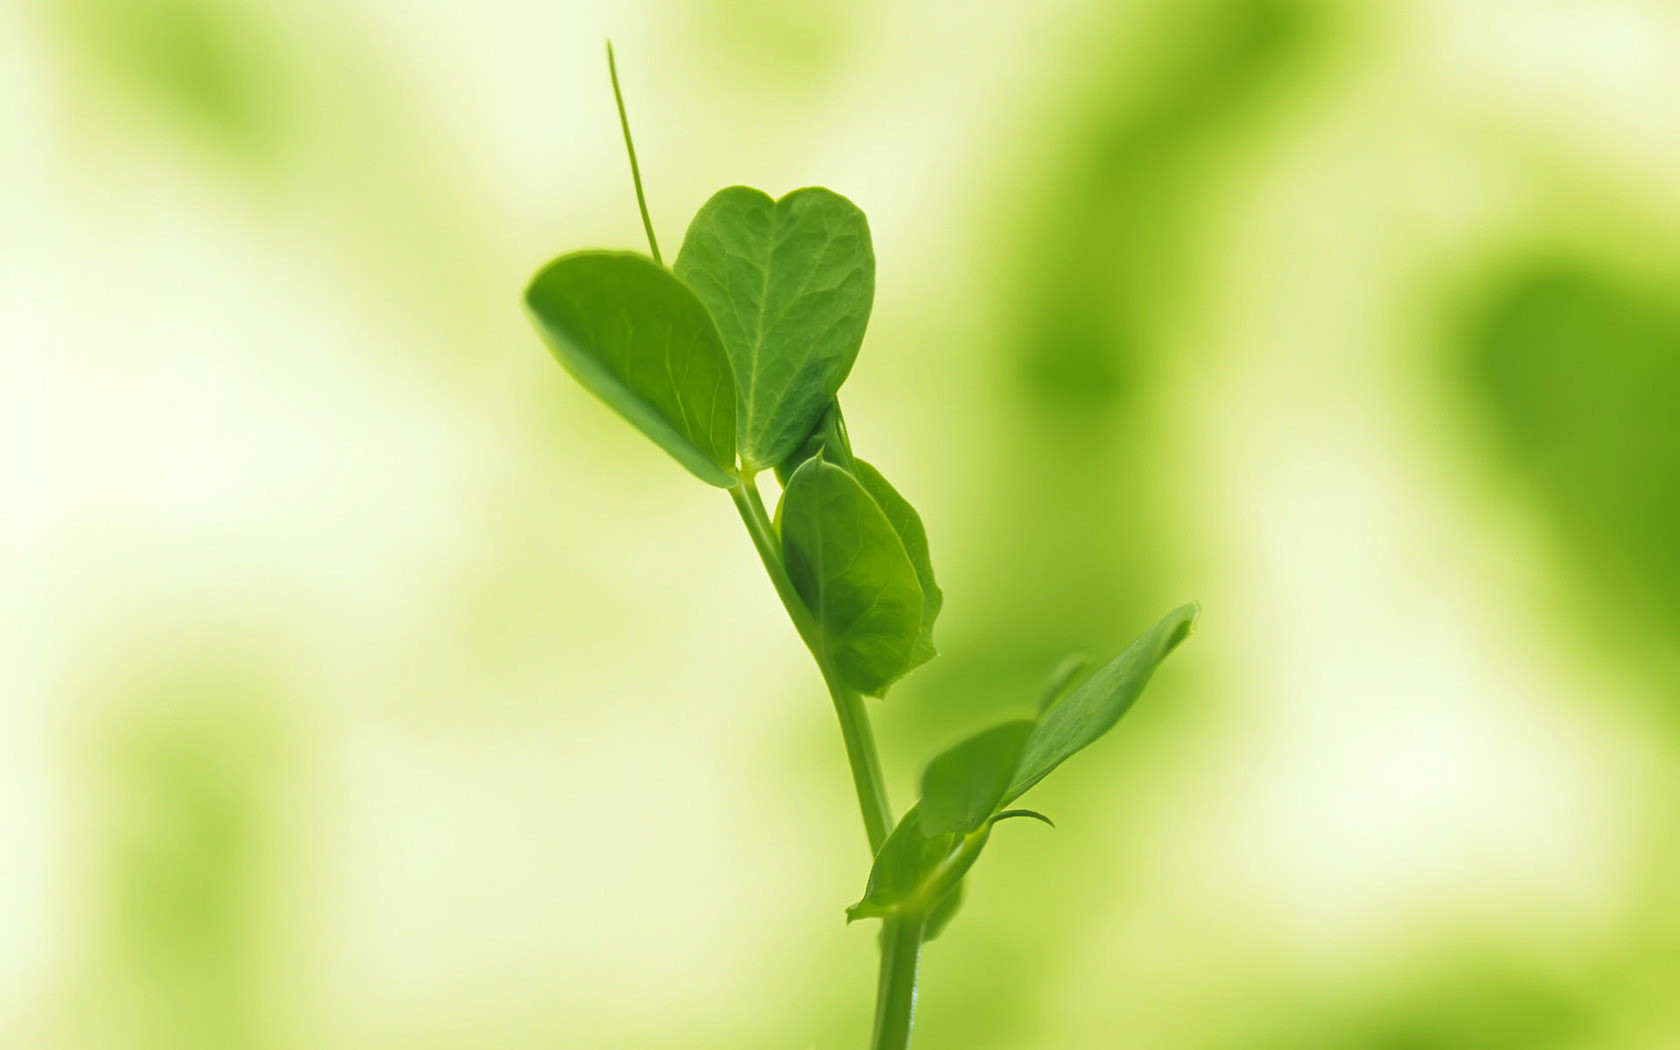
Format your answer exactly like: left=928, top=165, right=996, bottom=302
left=5, top=0, right=1680, bottom=1047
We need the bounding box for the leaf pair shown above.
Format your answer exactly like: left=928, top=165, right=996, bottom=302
left=772, top=393, right=947, bottom=695
left=525, top=181, right=942, bottom=697
left=848, top=603, right=1200, bottom=921
left=523, top=187, right=873, bottom=483
left=923, top=601, right=1199, bottom=832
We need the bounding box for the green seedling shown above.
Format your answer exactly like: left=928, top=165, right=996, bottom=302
left=521, top=43, right=1200, bottom=1050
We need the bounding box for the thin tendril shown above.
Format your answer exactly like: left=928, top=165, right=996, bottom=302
left=606, top=40, right=662, bottom=264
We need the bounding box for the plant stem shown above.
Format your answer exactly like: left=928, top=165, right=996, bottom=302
left=728, top=474, right=893, bottom=854
left=871, top=915, right=926, bottom=1050
left=730, top=471, right=918, bottom=1049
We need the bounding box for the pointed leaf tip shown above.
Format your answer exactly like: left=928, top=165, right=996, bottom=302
left=1002, top=602, right=1199, bottom=806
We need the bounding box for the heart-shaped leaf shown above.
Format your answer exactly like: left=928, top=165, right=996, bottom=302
left=675, top=187, right=874, bottom=471
left=780, top=458, right=923, bottom=696
left=853, top=459, right=941, bottom=670
left=525, top=251, right=737, bottom=486
left=917, top=720, right=1035, bottom=837
left=1002, top=602, right=1200, bottom=806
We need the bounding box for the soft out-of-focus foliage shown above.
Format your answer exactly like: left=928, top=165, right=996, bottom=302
left=5, top=0, right=1680, bottom=1047
left=1459, top=261, right=1680, bottom=696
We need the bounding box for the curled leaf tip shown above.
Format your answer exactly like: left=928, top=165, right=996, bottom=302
left=991, top=808, right=1055, bottom=829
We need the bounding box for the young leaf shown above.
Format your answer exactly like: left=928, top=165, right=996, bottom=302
left=773, top=399, right=854, bottom=486
left=773, top=404, right=942, bottom=671
left=1001, top=602, right=1199, bottom=805
left=525, top=251, right=737, bottom=486
left=853, top=459, right=942, bottom=669
left=675, top=187, right=874, bottom=471
left=847, top=806, right=955, bottom=922
left=847, top=803, right=988, bottom=923
left=917, top=720, right=1035, bottom=837
left=780, top=458, right=923, bottom=696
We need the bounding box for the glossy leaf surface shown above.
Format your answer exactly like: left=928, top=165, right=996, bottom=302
left=780, top=458, right=922, bottom=696
left=525, top=251, right=736, bottom=485
left=676, top=187, right=874, bottom=470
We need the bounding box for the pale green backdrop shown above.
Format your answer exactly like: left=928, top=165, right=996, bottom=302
left=4, top=0, right=1679, bottom=1047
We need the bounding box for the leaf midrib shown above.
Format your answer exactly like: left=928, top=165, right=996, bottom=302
left=741, top=200, right=781, bottom=462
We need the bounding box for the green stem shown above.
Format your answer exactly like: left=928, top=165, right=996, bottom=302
left=730, top=471, right=919, bottom=1049
left=728, top=474, right=893, bottom=854
left=871, top=915, right=926, bottom=1050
